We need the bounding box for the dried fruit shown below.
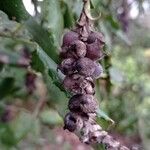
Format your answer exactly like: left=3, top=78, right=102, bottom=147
left=64, top=112, right=77, bottom=132
left=68, top=94, right=98, bottom=113
left=75, top=57, right=96, bottom=76
left=87, top=31, right=105, bottom=44
left=63, top=74, right=94, bottom=95
left=86, top=41, right=104, bottom=60
left=69, top=40, right=87, bottom=58
left=58, top=0, right=130, bottom=148
left=59, top=58, right=75, bottom=75
left=62, top=31, right=79, bottom=47
left=64, top=112, right=83, bottom=132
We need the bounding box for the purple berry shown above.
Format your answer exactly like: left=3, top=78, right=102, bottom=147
left=68, top=94, right=98, bottom=113
left=63, top=74, right=95, bottom=95
left=75, top=58, right=96, bottom=77
left=69, top=40, right=87, bottom=58
left=86, top=41, right=104, bottom=61
left=62, top=31, right=79, bottom=47
left=59, top=58, right=75, bottom=75
left=87, top=31, right=105, bottom=44
left=64, top=112, right=77, bottom=132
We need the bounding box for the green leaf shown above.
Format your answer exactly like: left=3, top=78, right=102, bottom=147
left=0, top=11, right=31, bottom=44
left=62, top=2, right=75, bottom=28
left=0, top=0, right=29, bottom=22
left=35, top=48, right=68, bottom=115
left=0, top=50, right=29, bottom=67
left=90, top=0, right=95, bottom=9
left=48, top=69, right=70, bottom=97
left=91, top=0, right=99, bottom=8
left=36, top=47, right=64, bottom=81
left=44, top=72, right=68, bottom=116
left=106, top=15, right=120, bottom=30
left=0, top=111, right=37, bottom=147
left=31, top=50, right=45, bottom=72
left=97, top=108, right=114, bottom=125
left=33, top=46, right=69, bottom=97
left=100, top=21, right=112, bottom=51
left=0, top=77, right=15, bottom=99
left=11, top=111, right=34, bottom=142
left=40, top=109, right=63, bottom=126
left=0, top=124, right=17, bottom=147
left=25, top=18, right=59, bottom=63
left=0, top=10, right=19, bottom=32
left=137, top=98, right=150, bottom=150
left=115, top=30, right=131, bottom=46
left=41, top=0, right=64, bottom=41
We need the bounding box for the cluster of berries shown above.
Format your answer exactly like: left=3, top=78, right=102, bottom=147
left=58, top=1, right=129, bottom=147
left=59, top=29, right=106, bottom=143
left=59, top=29, right=129, bottom=149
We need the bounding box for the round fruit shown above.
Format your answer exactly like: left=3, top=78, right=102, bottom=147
left=63, top=74, right=95, bottom=95
left=62, top=31, right=79, bottom=47
left=59, top=58, right=75, bottom=75
left=86, top=41, right=103, bottom=61
left=68, top=94, right=98, bottom=113
left=75, top=57, right=96, bottom=77
left=64, top=112, right=77, bottom=132
left=87, top=31, right=105, bottom=44
left=69, top=40, right=87, bottom=58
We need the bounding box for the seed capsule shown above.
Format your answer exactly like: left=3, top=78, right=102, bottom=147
left=60, top=46, right=68, bottom=59
left=59, top=58, right=75, bottom=75
left=64, top=112, right=83, bottom=132
left=60, top=40, right=86, bottom=59
left=75, top=57, right=96, bottom=77
left=87, top=31, right=105, bottom=44
left=92, top=63, right=103, bottom=79
left=62, top=31, right=79, bottom=47
left=69, top=40, right=87, bottom=58
left=64, top=112, right=77, bottom=132
left=86, top=41, right=104, bottom=61
left=63, top=74, right=95, bottom=95
left=68, top=94, right=98, bottom=113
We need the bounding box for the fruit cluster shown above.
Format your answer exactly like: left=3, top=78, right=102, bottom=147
left=59, top=28, right=105, bottom=143
left=59, top=30, right=129, bottom=150
left=58, top=1, right=129, bottom=148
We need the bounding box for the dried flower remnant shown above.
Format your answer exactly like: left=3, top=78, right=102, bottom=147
left=59, top=0, right=129, bottom=149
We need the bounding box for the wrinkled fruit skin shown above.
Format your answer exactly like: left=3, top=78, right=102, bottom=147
left=59, top=58, right=75, bottom=75
left=59, top=26, right=105, bottom=136
left=63, top=74, right=95, bottom=95
left=70, top=40, right=87, bottom=58
left=75, top=57, right=96, bottom=77
left=58, top=11, right=129, bottom=150
left=61, top=40, right=87, bottom=59
left=87, top=31, right=105, bottom=44
left=62, top=31, right=79, bottom=47
left=86, top=41, right=104, bottom=61
left=68, top=94, right=98, bottom=113
left=64, top=112, right=77, bottom=132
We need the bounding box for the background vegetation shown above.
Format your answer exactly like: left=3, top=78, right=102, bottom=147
left=0, top=0, right=150, bottom=149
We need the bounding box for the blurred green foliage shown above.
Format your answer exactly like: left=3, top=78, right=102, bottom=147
left=0, top=0, right=150, bottom=150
